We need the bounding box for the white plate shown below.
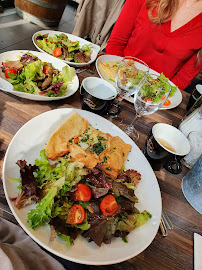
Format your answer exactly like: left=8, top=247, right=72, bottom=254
left=0, top=50, right=79, bottom=101
left=96, top=55, right=182, bottom=110
left=2, top=108, right=162, bottom=265
left=32, top=30, right=100, bottom=67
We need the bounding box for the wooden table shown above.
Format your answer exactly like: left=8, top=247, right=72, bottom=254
left=0, top=65, right=201, bottom=270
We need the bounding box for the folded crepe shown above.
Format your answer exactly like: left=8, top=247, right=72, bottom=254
left=99, top=60, right=121, bottom=81
left=45, top=112, right=132, bottom=178
left=99, top=136, right=132, bottom=179
left=45, top=112, right=88, bottom=160
left=67, top=144, right=98, bottom=170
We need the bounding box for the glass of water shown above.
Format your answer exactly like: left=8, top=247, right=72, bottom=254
left=183, top=131, right=202, bottom=168
left=107, top=56, right=149, bottom=121
left=121, top=73, right=171, bottom=140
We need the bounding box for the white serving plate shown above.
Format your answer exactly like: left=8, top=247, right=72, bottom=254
left=96, top=55, right=182, bottom=110
left=0, top=50, right=79, bottom=101
left=2, top=108, right=161, bottom=265
left=32, top=30, right=100, bottom=67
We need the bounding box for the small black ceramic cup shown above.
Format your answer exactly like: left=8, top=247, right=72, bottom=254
left=80, top=77, right=118, bottom=115
left=144, top=123, right=190, bottom=174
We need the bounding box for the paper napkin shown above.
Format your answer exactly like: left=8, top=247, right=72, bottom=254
left=194, top=233, right=202, bottom=270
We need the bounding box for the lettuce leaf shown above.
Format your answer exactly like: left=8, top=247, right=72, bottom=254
left=24, top=60, right=45, bottom=82
left=27, top=176, right=65, bottom=229
left=58, top=65, right=75, bottom=89
left=117, top=210, right=152, bottom=232
left=56, top=232, right=73, bottom=247
left=37, top=39, right=54, bottom=55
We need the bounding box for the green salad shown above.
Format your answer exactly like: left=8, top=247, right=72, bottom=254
left=139, top=73, right=178, bottom=103
left=36, top=33, right=92, bottom=63
left=1, top=53, right=75, bottom=97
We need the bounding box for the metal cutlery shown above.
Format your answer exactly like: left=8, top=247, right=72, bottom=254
left=160, top=211, right=173, bottom=236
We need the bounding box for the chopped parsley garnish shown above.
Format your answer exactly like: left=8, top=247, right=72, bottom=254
left=106, top=167, right=111, bottom=171
left=103, top=156, right=107, bottom=163
left=91, top=141, right=106, bottom=155
left=98, top=136, right=105, bottom=141
left=81, top=138, right=88, bottom=142
left=69, top=138, right=73, bottom=143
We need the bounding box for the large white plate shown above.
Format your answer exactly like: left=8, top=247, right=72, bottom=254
left=96, top=55, right=182, bottom=110
left=2, top=108, right=162, bottom=265
left=0, top=50, right=79, bottom=101
left=32, top=30, right=100, bottom=67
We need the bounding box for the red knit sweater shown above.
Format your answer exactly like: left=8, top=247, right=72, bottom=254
left=106, top=0, right=202, bottom=90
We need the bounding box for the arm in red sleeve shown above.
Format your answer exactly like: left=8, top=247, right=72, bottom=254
left=106, top=0, right=143, bottom=56
left=171, top=53, right=202, bottom=90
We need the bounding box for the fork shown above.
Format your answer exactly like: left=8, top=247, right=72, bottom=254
left=160, top=211, right=173, bottom=236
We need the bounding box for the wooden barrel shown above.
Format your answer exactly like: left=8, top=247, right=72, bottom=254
left=15, top=0, right=68, bottom=27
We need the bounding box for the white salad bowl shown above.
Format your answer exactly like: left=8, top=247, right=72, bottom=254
left=0, top=50, right=79, bottom=101
left=32, top=30, right=100, bottom=67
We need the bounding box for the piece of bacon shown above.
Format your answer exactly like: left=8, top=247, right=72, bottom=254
left=39, top=81, right=64, bottom=96
left=1, top=60, right=23, bottom=72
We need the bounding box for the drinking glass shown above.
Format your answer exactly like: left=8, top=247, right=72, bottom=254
left=120, top=73, right=172, bottom=140
left=182, top=131, right=202, bottom=168
left=107, top=56, right=149, bottom=121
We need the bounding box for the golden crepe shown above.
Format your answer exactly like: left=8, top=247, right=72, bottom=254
left=99, top=61, right=121, bottom=81
left=99, top=136, right=132, bottom=179
left=45, top=112, right=132, bottom=179
left=45, top=112, right=88, bottom=159
left=67, top=144, right=98, bottom=170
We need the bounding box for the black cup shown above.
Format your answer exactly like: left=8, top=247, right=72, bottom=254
left=80, top=77, right=119, bottom=115
left=143, top=123, right=190, bottom=174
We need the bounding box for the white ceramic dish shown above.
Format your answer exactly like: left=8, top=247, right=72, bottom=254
left=2, top=108, right=162, bottom=265
left=0, top=50, right=79, bottom=101
left=96, top=55, right=182, bottom=110
left=32, top=30, right=100, bottom=67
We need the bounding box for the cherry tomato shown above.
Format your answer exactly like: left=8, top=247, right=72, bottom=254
left=145, top=98, right=153, bottom=102
left=53, top=48, right=62, bottom=57
left=73, top=184, right=91, bottom=202
left=67, top=204, right=85, bottom=225
left=5, top=68, right=17, bottom=78
left=164, top=99, right=171, bottom=106
left=74, top=137, right=79, bottom=144
left=100, top=195, right=118, bottom=216
left=161, top=95, right=166, bottom=100
left=43, top=65, right=51, bottom=76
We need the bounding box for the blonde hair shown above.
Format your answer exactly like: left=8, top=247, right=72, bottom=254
left=146, top=0, right=178, bottom=24
left=146, top=0, right=202, bottom=65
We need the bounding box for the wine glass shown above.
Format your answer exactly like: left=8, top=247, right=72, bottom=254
left=107, top=56, right=149, bottom=121
left=120, top=73, right=172, bottom=141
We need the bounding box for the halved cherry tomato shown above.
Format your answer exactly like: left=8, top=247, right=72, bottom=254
left=74, top=137, right=79, bottom=144
left=100, top=195, right=118, bottom=216
left=161, top=95, right=166, bottom=100
left=53, top=47, right=62, bottom=57
left=145, top=98, right=153, bottom=102
left=164, top=99, right=171, bottom=106
left=67, top=204, right=85, bottom=225
left=73, top=184, right=91, bottom=202
left=5, top=68, right=17, bottom=78
left=43, top=65, right=51, bottom=76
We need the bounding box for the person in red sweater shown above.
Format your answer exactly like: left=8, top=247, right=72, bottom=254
left=106, top=0, right=202, bottom=90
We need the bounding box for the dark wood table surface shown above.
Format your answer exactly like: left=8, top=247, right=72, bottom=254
left=0, top=64, right=201, bottom=270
